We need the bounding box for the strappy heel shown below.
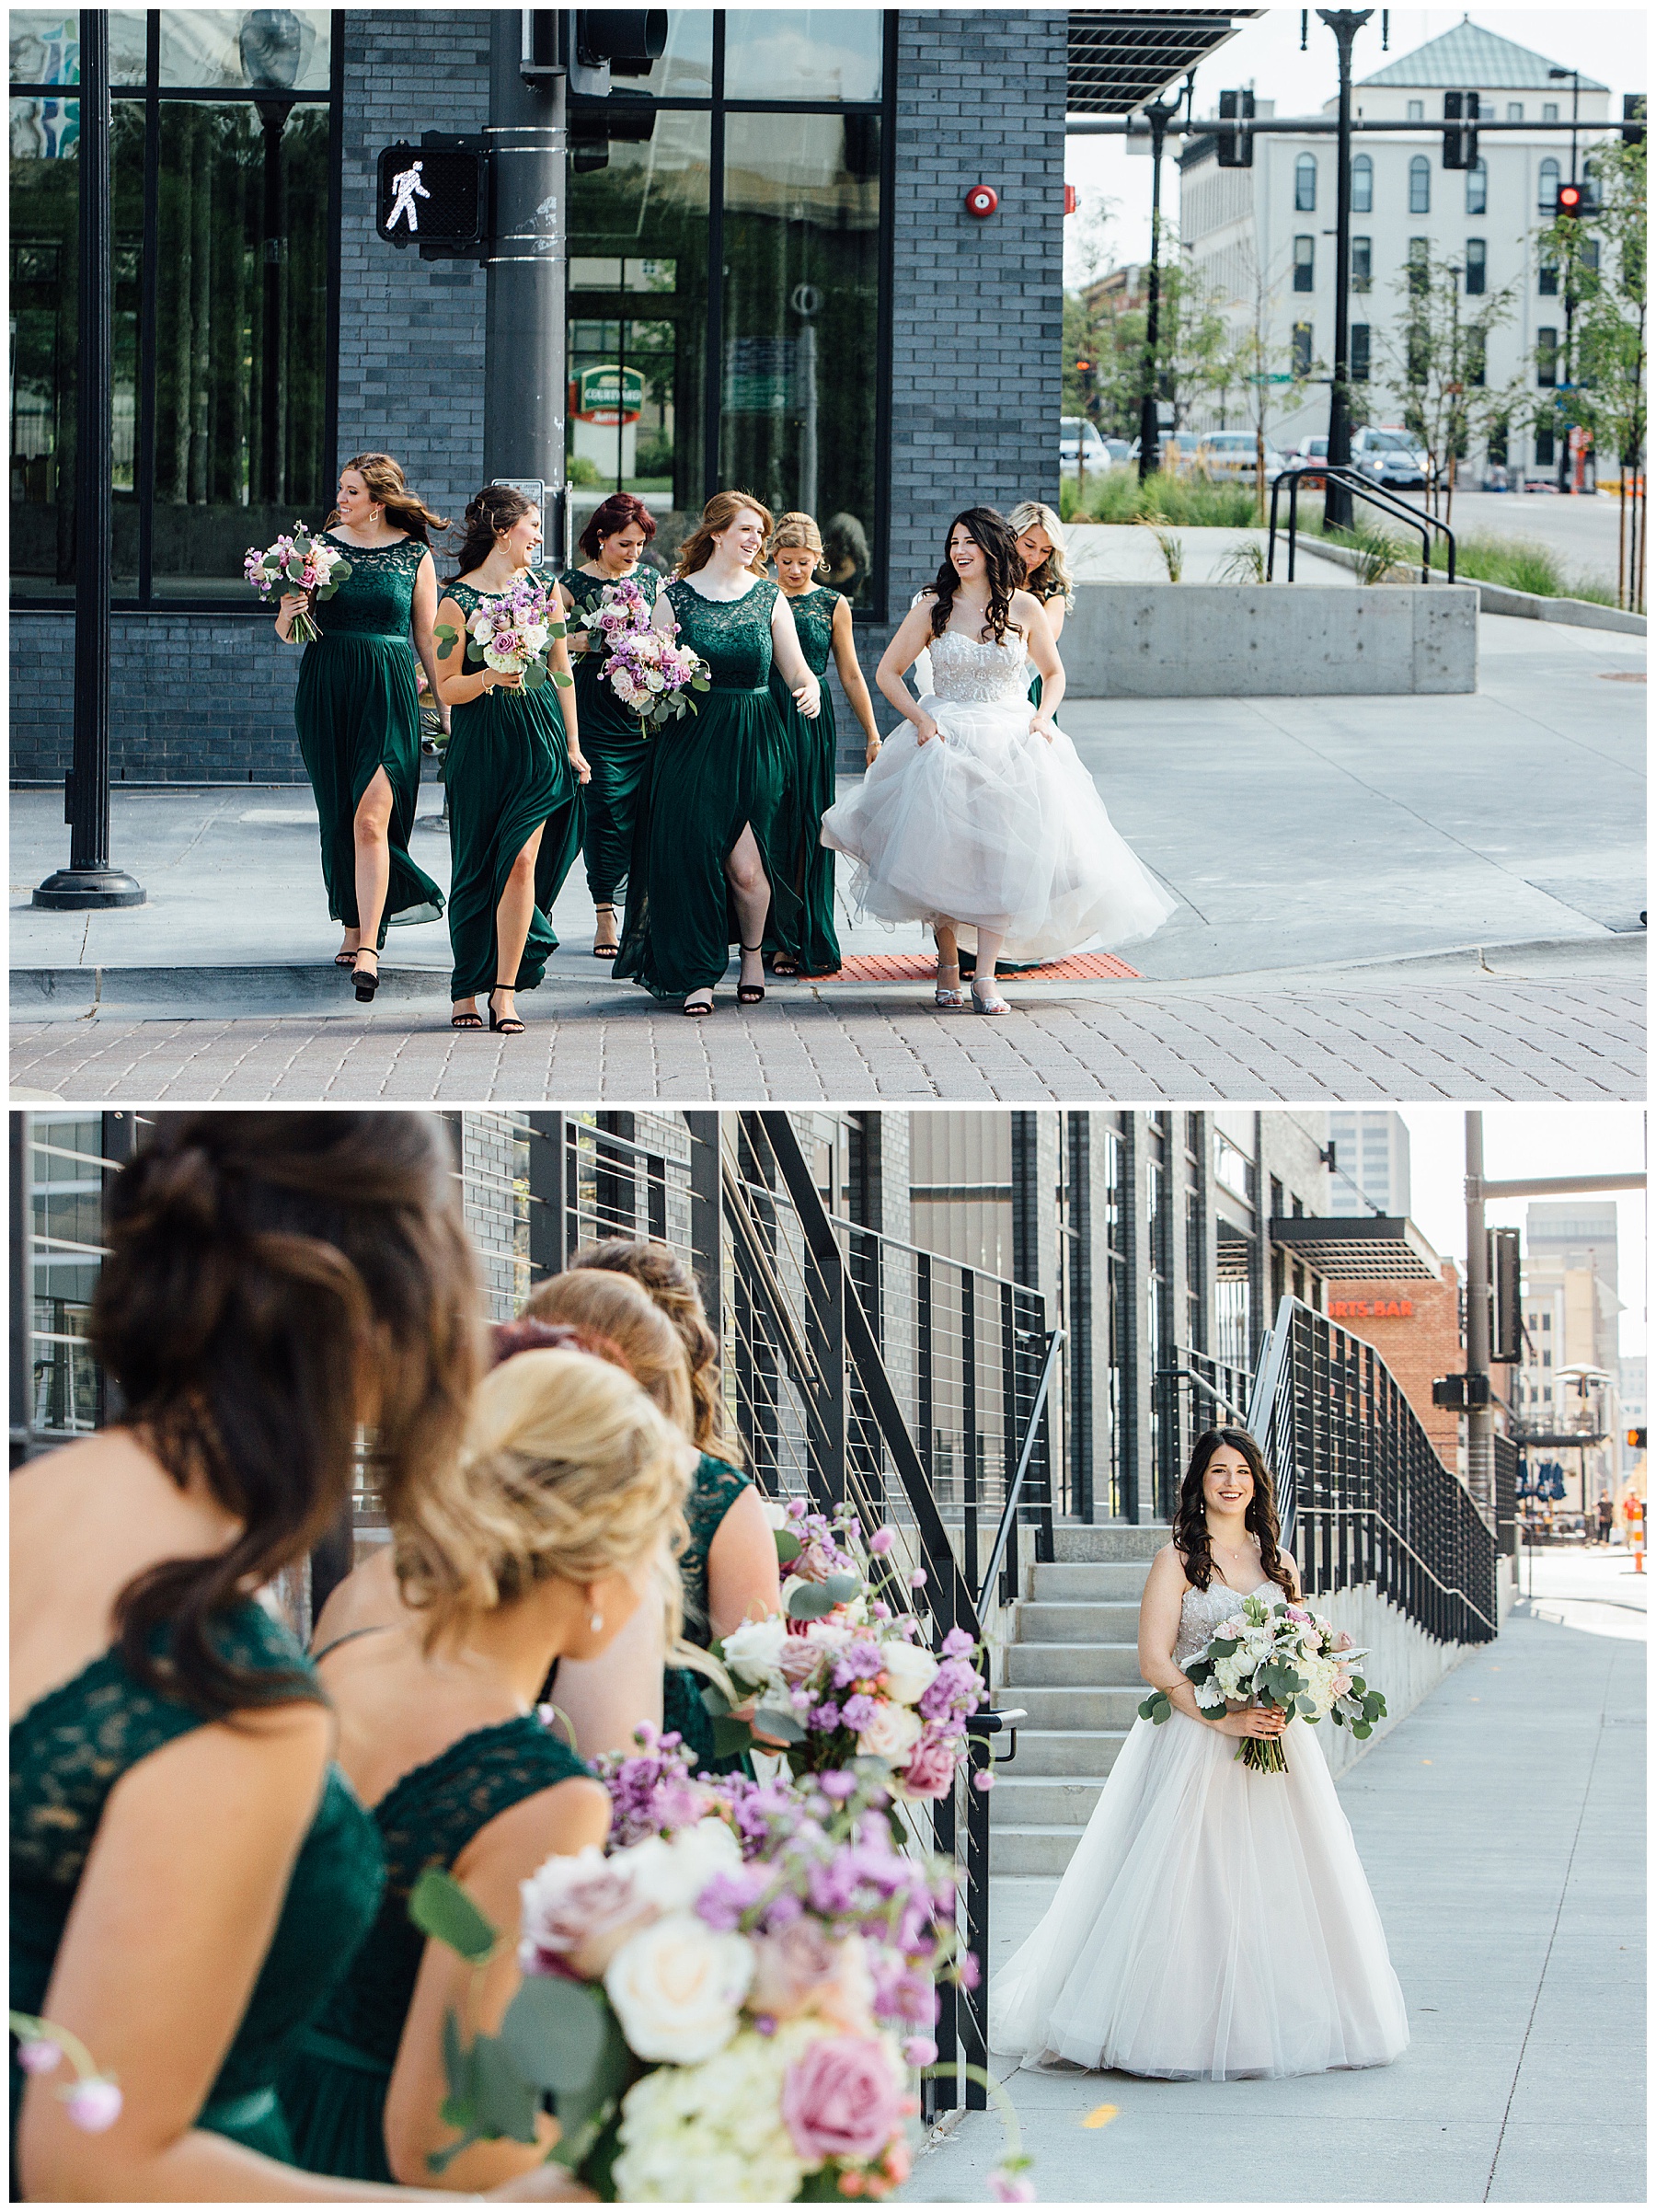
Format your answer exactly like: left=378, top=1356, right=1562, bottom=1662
left=971, top=982, right=1011, bottom=1016
left=737, top=943, right=766, bottom=1006
left=488, top=985, right=524, bottom=1035
left=935, top=960, right=968, bottom=1009
left=451, top=1007, right=484, bottom=1029
left=683, top=988, right=715, bottom=1019
left=334, top=943, right=359, bottom=969
left=592, top=904, right=620, bottom=960
left=351, top=946, right=380, bottom=1003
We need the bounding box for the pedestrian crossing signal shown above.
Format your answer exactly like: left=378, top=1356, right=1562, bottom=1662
left=376, top=139, right=486, bottom=252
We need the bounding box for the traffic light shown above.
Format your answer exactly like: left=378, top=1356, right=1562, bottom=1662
left=1216, top=88, right=1255, bottom=168
left=1442, top=90, right=1480, bottom=169
left=569, top=98, right=656, bottom=175
left=1628, top=1428, right=1649, bottom=1451
left=375, top=136, right=486, bottom=256
left=569, top=10, right=667, bottom=98
left=1489, top=1227, right=1522, bottom=1365
left=1623, top=94, right=1646, bottom=148
left=1556, top=180, right=1587, bottom=219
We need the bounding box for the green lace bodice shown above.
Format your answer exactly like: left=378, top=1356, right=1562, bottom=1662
left=664, top=577, right=777, bottom=693
left=307, top=1717, right=590, bottom=2068
left=681, top=1454, right=754, bottom=1645
left=778, top=587, right=842, bottom=680
left=314, top=533, right=428, bottom=641
left=561, top=563, right=661, bottom=625
left=10, top=1603, right=385, bottom=2133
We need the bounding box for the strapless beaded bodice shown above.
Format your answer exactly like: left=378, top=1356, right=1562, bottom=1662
left=928, top=627, right=1030, bottom=705
left=1173, top=1581, right=1276, bottom=1669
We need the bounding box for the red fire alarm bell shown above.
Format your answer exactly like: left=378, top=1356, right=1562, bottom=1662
left=964, top=184, right=998, bottom=218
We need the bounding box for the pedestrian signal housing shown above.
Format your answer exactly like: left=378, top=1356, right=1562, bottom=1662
left=1489, top=1227, right=1522, bottom=1366
left=1216, top=88, right=1255, bottom=168
left=376, top=137, right=486, bottom=254
left=569, top=10, right=667, bottom=98
left=1442, top=90, right=1480, bottom=169
left=1628, top=1428, right=1649, bottom=1451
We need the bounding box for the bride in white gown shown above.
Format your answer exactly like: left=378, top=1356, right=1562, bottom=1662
left=819, top=506, right=1174, bottom=1013
left=989, top=1428, right=1409, bottom=2081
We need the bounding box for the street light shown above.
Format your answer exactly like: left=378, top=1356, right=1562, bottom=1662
left=1317, top=10, right=1374, bottom=533
left=1548, top=67, right=1583, bottom=494
left=1135, top=84, right=1188, bottom=483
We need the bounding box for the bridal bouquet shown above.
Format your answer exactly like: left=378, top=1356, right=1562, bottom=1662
left=434, top=577, right=572, bottom=697
left=243, top=525, right=351, bottom=644
left=701, top=1501, right=987, bottom=1801
left=587, top=576, right=709, bottom=732
left=1139, top=1591, right=1386, bottom=1774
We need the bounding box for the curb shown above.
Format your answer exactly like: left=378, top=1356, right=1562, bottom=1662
left=1305, top=539, right=1647, bottom=633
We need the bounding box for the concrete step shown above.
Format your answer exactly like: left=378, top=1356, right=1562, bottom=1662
left=1001, top=1726, right=1130, bottom=1777
left=988, top=1774, right=1106, bottom=1828
left=1014, top=1598, right=1142, bottom=1642
left=998, top=1684, right=1147, bottom=1730
left=990, top=1824, right=1087, bottom=1877
left=1029, top=1561, right=1155, bottom=1601
left=1051, top=1524, right=1169, bottom=1563
left=1006, top=1641, right=1145, bottom=1688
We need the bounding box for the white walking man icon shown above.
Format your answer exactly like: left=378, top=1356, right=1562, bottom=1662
left=386, top=158, right=430, bottom=235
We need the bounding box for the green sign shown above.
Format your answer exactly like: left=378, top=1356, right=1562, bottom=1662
left=574, top=363, right=644, bottom=421
left=1248, top=373, right=1294, bottom=386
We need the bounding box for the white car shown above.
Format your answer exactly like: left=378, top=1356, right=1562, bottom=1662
left=1061, top=416, right=1111, bottom=475
left=1190, top=430, right=1285, bottom=482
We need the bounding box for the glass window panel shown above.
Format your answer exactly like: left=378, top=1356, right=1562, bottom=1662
left=1351, top=153, right=1372, bottom=213
left=719, top=111, right=880, bottom=607
left=150, top=100, right=331, bottom=595
left=8, top=12, right=145, bottom=84
left=29, top=1117, right=111, bottom=1442
left=1409, top=155, right=1431, bottom=214
left=566, top=112, right=711, bottom=564
left=160, top=9, right=331, bottom=93
left=724, top=11, right=883, bottom=103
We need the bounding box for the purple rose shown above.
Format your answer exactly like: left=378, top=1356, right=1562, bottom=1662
left=780, top=2034, right=903, bottom=2164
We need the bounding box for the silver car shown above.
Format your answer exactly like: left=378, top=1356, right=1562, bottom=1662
left=1191, top=430, right=1285, bottom=482
left=1351, top=427, right=1431, bottom=490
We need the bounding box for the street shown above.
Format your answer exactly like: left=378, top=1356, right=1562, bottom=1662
left=909, top=1552, right=1645, bottom=2203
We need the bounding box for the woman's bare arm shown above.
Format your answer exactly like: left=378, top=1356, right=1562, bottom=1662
left=707, top=1487, right=784, bottom=1642
left=1020, top=596, right=1065, bottom=731
left=875, top=601, right=944, bottom=743
left=411, top=554, right=452, bottom=732
left=770, top=594, right=821, bottom=717
left=829, top=598, right=881, bottom=765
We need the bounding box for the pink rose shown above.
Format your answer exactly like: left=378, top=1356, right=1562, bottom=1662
left=519, top=1847, right=652, bottom=1978
left=1285, top=1605, right=1310, bottom=1623
left=989, top=2169, right=1036, bottom=2202
left=1333, top=1629, right=1354, bottom=1652
left=893, top=1730, right=958, bottom=1801
left=1332, top=1672, right=1353, bottom=1699
left=780, top=2034, right=903, bottom=2164
left=750, top=1926, right=871, bottom=2033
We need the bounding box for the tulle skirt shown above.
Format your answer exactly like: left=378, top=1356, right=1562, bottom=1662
left=819, top=692, right=1176, bottom=964
left=987, top=1709, right=1409, bottom=2080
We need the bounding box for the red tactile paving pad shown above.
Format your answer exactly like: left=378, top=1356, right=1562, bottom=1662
left=820, top=951, right=1140, bottom=982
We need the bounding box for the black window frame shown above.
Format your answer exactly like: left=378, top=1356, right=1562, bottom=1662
left=1293, top=234, right=1315, bottom=293
left=1465, top=156, right=1487, bottom=216
left=1408, top=153, right=1432, bottom=215
left=1351, top=151, right=1372, bottom=213
left=1465, top=238, right=1487, bottom=295
left=1351, top=234, right=1372, bottom=293
left=1294, top=151, right=1317, bottom=212
left=1536, top=326, right=1558, bottom=388
left=1351, top=322, right=1370, bottom=382
left=9, top=8, right=345, bottom=615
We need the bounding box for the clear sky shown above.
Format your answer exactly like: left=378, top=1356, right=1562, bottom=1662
left=1064, top=6, right=1650, bottom=281
left=1398, top=1107, right=1647, bottom=1358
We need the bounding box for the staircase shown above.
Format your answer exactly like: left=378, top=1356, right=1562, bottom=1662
left=989, top=1525, right=1166, bottom=1877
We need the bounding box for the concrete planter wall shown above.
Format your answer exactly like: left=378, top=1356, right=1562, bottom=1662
left=1063, top=581, right=1478, bottom=697
left=1307, top=536, right=1648, bottom=634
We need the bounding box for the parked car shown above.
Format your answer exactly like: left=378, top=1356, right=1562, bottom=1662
left=1189, top=430, right=1285, bottom=483
left=1287, top=434, right=1329, bottom=488
left=1102, top=437, right=1133, bottom=466
left=1350, top=426, right=1432, bottom=490
left=1060, top=416, right=1111, bottom=475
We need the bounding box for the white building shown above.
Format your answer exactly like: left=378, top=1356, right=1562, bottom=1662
left=1327, top=1109, right=1411, bottom=1218
left=1520, top=1201, right=1625, bottom=1517
left=1179, top=19, right=1616, bottom=478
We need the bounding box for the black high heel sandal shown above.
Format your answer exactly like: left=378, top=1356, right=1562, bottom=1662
left=488, top=985, right=525, bottom=1036
left=352, top=947, right=380, bottom=1003
left=592, top=904, right=620, bottom=960
left=737, top=942, right=766, bottom=1007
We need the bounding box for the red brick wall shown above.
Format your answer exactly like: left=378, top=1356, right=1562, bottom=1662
left=1326, top=1267, right=1464, bottom=1472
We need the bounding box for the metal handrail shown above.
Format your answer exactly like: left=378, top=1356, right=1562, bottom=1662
left=975, top=1327, right=1065, bottom=1612
left=1268, top=462, right=1456, bottom=584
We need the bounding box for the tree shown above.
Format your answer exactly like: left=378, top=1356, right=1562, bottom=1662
left=1384, top=247, right=1519, bottom=526
left=1212, top=234, right=1322, bottom=523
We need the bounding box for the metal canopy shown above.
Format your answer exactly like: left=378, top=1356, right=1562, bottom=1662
left=1068, top=9, right=1262, bottom=115
left=1267, top=1215, right=1442, bottom=1282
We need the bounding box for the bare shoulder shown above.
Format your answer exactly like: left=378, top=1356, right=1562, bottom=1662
left=1146, top=1540, right=1191, bottom=1592
left=453, top=1771, right=612, bottom=1888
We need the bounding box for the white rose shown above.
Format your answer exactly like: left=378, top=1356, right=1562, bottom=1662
left=627, top=1817, right=742, bottom=1915
left=879, top=1639, right=939, bottom=1707
left=759, top=1498, right=789, bottom=1530
left=604, top=1911, right=754, bottom=2065
left=720, top=1613, right=788, bottom=1684
left=856, top=1699, right=924, bottom=1763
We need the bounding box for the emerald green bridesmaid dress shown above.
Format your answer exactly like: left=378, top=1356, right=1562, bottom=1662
left=442, top=579, right=582, bottom=1004
left=661, top=1453, right=758, bottom=1777
left=765, top=586, right=845, bottom=976
left=293, top=534, right=444, bottom=945
left=560, top=563, right=661, bottom=912
left=10, top=1602, right=385, bottom=2187
left=282, top=1711, right=591, bottom=2183
left=613, top=578, right=799, bottom=999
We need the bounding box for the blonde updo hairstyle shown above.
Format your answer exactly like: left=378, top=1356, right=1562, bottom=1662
left=524, top=1269, right=695, bottom=1440
left=673, top=489, right=775, bottom=581
left=569, top=1238, right=742, bottom=1466
left=768, top=511, right=829, bottom=578
left=1007, top=499, right=1075, bottom=610
left=393, top=1348, right=696, bottom=1647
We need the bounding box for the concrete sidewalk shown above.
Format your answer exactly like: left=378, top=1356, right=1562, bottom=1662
left=909, top=1567, right=1645, bottom=2203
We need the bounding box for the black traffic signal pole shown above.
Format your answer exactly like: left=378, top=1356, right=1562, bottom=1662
left=1318, top=10, right=1370, bottom=533
left=34, top=9, right=145, bottom=913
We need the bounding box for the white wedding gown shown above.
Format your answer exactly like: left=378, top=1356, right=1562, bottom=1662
left=818, top=628, right=1177, bottom=964
left=988, top=1580, right=1409, bottom=2080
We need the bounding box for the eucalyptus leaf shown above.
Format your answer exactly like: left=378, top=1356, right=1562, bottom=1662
left=471, top=2033, right=541, bottom=2143
left=433, top=624, right=459, bottom=660
left=752, top=1702, right=807, bottom=1744
left=823, top=1573, right=862, bottom=1605
left=499, top=1975, right=607, bottom=2093
left=788, top=1580, right=836, bottom=1621
left=774, top=1529, right=803, bottom=1566
left=712, top=1712, right=759, bottom=1758
left=1138, top=1689, right=1172, bottom=1724
left=410, top=1864, right=499, bottom=1964
left=552, top=669, right=573, bottom=686
left=699, top=1678, right=732, bottom=1719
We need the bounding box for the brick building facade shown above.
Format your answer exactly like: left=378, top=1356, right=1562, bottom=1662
left=1326, top=1265, right=1466, bottom=1474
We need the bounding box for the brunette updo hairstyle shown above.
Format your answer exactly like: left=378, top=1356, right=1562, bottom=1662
left=450, top=482, right=538, bottom=582
left=768, top=511, right=829, bottom=577
left=92, top=1113, right=481, bottom=1719
left=579, top=490, right=657, bottom=562
left=525, top=1269, right=696, bottom=1439
left=927, top=505, right=1025, bottom=644
left=673, top=490, right=775, bottom=581
left=1172, top=1428, right=1298, bottom=1601
left=568, top=1237, right=740, bottom=1465
left=328, top=452, right=449, bottom=545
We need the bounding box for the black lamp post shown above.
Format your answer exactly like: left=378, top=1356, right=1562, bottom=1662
left=33, top=10, right=145, bottom=912
left=1136, top=88, right=1185, bottom=482
left=1318, top=8, right=1372, bottom=533
left=1549, top=67, right=1582, bottom=493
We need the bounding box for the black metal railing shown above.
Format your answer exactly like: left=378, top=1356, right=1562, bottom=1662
left=1268, top=462, right=1457, bottom=584
left=1247, top=1295, right=1499, bottom=1644
left=1154, top=1344, right=1255, bottom=1512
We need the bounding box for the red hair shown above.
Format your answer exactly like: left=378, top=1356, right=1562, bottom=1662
left=579, top=491, right=658, bottom=560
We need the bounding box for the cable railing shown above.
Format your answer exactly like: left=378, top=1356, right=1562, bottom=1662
left=1248, top=1295, right=1499, bottom=1644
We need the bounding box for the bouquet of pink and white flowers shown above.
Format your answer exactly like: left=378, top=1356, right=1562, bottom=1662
left=586, top=575, right=709, bottom=732
left=244, top=525, right=351, bottom=643
left=1139, top=1590, right=1386, bottom=1773
left=434, top=576, right=572, bottom=699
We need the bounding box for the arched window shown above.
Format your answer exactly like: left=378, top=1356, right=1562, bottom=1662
left=1538, top=156, right=1559, bottom=213
left=1466, top=157, right=1487, bottom=215
left=1351, top=153, right=1373, bottom=213
left=1409, top=155, right=1431, bottom=214
left=1294, top=152, right=1317, bottom=211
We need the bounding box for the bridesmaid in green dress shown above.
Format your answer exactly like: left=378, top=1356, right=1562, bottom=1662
left=765, top=512, right=884, bottom=978
left=556, top=492, right=661, bottom=962
left=283, top=1349, right=692, bottom=2188
left=276, top=453, right=447, bottom=1005
left=1010, top=498, right=1075, bottom=712
left=613, top=491, right=822, bottom=1017
left=433, top=487, right=588, bottom=1037
left=6, top=1113, right=553, bottom=2204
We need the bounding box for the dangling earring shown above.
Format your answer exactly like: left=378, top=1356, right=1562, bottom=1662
left=590, top=1610, right=604, bottom=1634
